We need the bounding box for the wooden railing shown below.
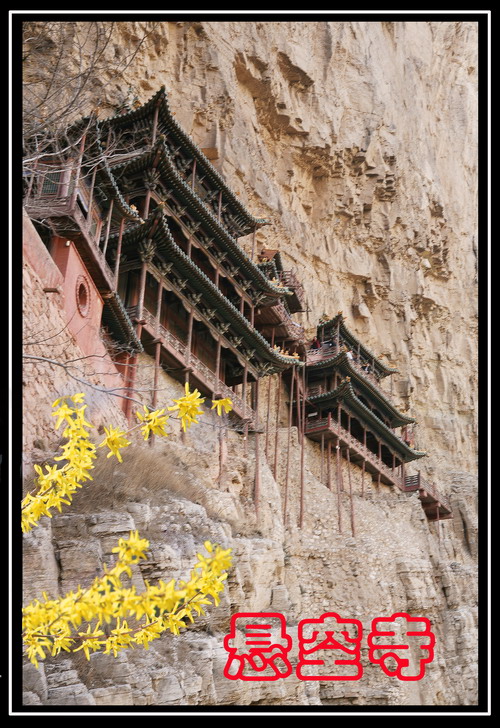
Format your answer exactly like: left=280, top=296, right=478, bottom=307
left=126, top=305, right=256, bottom=425
left=278, top=270, right=306, bottom=309
left=305, top=414, right=402, bottom=487
left=404, top=472, right=451, bottom=512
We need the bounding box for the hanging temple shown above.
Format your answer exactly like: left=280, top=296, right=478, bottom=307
left=23, top=86, right=452, bottom=530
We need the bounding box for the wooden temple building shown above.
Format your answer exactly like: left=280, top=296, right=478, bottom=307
left=23, top=86, right=451, bottom=529
left=23, top=86, right=306, bottom=431
left=300, top=313, right=452, bottom=527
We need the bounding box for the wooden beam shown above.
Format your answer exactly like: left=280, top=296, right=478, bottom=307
left=299, top=364, right=306, bottom=528
left=347, top=446, right=355, bottom=537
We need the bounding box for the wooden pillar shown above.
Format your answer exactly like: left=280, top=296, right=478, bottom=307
left=70, top=131, right=87, bottom=209
left=102, top=198, right=114, bottom=256
left=336, top=319, right=340, bottom=352
left=273, top=372, right=282, bottom=479
left=283, top=365, right=295, bottom=525
left=217, top=190, right=222, bottom=222
left=299, top=364, right=306, bottom=528
left=242, top=364, right=248, bottom=457
left=336, top=436, right=342, bottom=533
left=191, top=158, right=197, bottom=191
left=240, top=295, right=245, bottom=315
left=250, top=304, right=255, bottom=327
left=152, top=340, right=161, bottom=407
left=87, top=165, right=97, bottom=224
left=321, top=432, right=325, bottom=483
left=186, top=308, right=194, bottom=366
left=327, top=439, right=332, bottom=490
left=347, top=447, right=355, bottom=537
left=265, top=330, right=275, bottom=459
left=254, top=379, right=261, bottom=517
left=377, top=440, right=382, bottom=487
left=137, top=261, right=148, bottom=320
left=151, top=98, right=160, bottom=144
left=113, top=216, right=125, bottom=290
left=142, top=190, right=152, bottom=219
left=215, top=337, right=222, bottom=383
left=251, top=225, right=257, bottom=261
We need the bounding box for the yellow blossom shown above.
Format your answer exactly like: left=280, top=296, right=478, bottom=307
left=168, top=383, right=205, bottom=432
left=135, top=406, right=170, bottom=440
left=98, top=425, right=131, bottom=462
left=211, top=398, right=233, bottom=416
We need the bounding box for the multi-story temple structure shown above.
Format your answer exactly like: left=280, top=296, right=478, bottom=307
left=301, top=313, right=452, bottom=524
left=23, top=85, right=451, bottom=528
left=23, top=86, right=305, bottom=430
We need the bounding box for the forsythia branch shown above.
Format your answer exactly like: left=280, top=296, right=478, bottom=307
left=22, top=388, right=233, bottom=532
left=23, top=533, right=232, bottom=667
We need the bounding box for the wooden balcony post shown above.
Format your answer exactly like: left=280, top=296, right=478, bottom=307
left=102, top=199, right=114, bottom=256
left=151, top=98, right=160, bottom=144
left=265, top=329, right=275, bottom=459
left=137, top=261, right=148, bottom=321
left=191, top=158, right=197, bottom=191
left=87, top=164, right=97, bottom=223
left=70, top=131, right=87, bottom=210
left=217, top=189, right=222, bottom=222
left=215, top=337, right=222, bottom=383
left=151, top=340, right=161, bottom=409
left=113, top=216, right=125, bottom=291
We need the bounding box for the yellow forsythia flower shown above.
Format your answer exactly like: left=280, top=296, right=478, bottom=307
left=98, top=425, right=131, bottom=462
left=211, top=398, right=233, bottom=416
left=168, top=383, right=205, bottom=432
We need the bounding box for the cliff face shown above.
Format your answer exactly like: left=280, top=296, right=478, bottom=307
left=22, top=20, right=478, bottom=707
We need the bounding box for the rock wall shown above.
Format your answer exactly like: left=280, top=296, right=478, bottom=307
left=22, top=20, right=478, bottom=707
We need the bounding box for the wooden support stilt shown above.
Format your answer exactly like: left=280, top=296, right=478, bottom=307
left=336, top=438, right=342, bottom=534
left=361, top=459, right=366, bottom=497
left=151, top=98, right=160, bottom=144
left=299, top=365, right=306, bottom=528
left=321, top=432, right=325, bottom=483
left=218, top=190, right=222, bottom=222
left=266, top=329, right=276, bottom=458
left=283, top=365, right=295, bottom=525
left=254, top=380, right=261, bottom=518
left=273, top=372, right=282, bottom=479
left=347, top=447, right=355, bottom=537
left=242, top=364, right=248, bottom=457
left=327, top=439, right=332, bottom=490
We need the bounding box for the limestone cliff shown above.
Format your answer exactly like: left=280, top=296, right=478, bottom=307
left=22, top=20, right=478, bottom=707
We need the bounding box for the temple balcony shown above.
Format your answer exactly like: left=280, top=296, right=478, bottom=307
left=403, top=473, right=453, bottom=521
left=254, top=300, right=305, bottom=343
left=23, top=165, right=116, bottom=292
left=126, top=304, right=260, bottom=430
left=277, top=270, right=306, bottom=313
left=304, top=413, right=403, bottom=488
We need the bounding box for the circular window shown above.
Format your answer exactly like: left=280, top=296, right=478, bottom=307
left=75, top=275, right=91, bottom=317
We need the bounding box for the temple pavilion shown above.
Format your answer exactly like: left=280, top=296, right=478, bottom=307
left=23, top=86, right=306, bottom=429
left=301, top=313, right=452, bottom=523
